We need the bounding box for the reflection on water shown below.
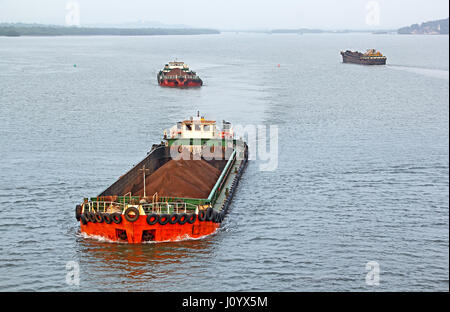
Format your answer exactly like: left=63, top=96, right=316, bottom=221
left=76, top=230, right=220, bottom=290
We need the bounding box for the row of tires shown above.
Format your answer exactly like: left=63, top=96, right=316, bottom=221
left=76, top=206, right=225, bottom=226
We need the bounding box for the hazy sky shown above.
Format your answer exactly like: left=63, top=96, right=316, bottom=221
left=0, top=0, right=448, bottom=29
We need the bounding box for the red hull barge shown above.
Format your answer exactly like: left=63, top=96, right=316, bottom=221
left=159, top=79, right=203, bottom=88
left=80, top=215, right=219, bottom=243
left=75, top=114, right=247, bottom=243
left=157, top=61, right=203, bottom=88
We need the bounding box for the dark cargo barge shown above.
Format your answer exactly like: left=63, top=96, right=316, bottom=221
left=341, top=49, right=387, bottom=65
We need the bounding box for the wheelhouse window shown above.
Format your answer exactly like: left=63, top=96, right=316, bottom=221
left=195, top=124, right=201, bottom=131
left=204, top=125, right=210, bottom=131
left=186, top=124, right=192, bottom=131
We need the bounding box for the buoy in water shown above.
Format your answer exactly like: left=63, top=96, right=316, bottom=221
left=73, top=64, right=77, bottom=68
left=277, top=64, right=280, bottom=67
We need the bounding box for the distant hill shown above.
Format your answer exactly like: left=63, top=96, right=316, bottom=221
left=0, top=23, right=220, bottom=37
left=398, top=17, right=449, bottom=34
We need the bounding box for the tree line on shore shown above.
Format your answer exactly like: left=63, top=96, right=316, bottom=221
left=0, top=23, right=220, bottom=37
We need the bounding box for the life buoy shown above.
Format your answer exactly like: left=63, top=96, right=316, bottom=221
left=75, top=205, right=82, bottom=221
left=159, top=214, right=169, bottom=225
left=169, top=213, right=179, bottom=224
left=103, top=213, right=112, bottom=224
left=198, top=210, right=207, bottom=221
left=95, top=212, right=104, bottom=223
left=187, top=214, right=196, bottom=224
left=178, top=213, right=188, bottom=225
left=111, top=213, right=122, bottom=224
left=124, top=207, right=140, bottom=222
left=147, top=214, right=159, bottom=225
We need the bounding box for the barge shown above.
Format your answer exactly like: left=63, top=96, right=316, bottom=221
left=157, top=61, right=203, bottom=87
left=340, top=49, right=387, bottom=65
left=75, top=114, right=247, bottom=243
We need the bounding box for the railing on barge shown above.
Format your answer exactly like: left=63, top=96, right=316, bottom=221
left=82, top=201, right=199, bottom=215
left=207, top=149, right=237, bottom=206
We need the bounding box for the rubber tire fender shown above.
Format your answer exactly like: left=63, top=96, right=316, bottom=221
left=198, top=210, right=207, bottom=221
left=168, top=213, right=179, bottom=224
left=178, top=213, right=188, bottom=225
left=206, top=208, right=214, bottom=221
left=111, top=213, right=122, bottom=224
left=159, top=214, right=170, bottom=225
left=103, top=213, right=112, bottom=224
left=186, top=214, right=196, bottom=224
left=80, top=214, right=88, bottom=225
left=212, top=211, right=220, bottom=223
left=87, top=212, right=96, bottom=223
left=218, top=211, right=225, bottom=223
left=95, top=212, right=104, bottom=223
left=75, top=205, right=82, bottom=221
left=146, top=214, right=159, bottom=225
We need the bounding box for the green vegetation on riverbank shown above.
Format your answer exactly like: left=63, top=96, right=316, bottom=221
left=398, top=18, right=449, bottom=35
left=0, top=23, right=220, bottom=37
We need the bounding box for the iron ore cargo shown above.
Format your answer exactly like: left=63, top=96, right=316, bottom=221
left=75, top=114, right=248, bottom=243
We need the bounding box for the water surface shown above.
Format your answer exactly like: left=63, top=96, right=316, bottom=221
left=0, top=33, right=448, bottom=291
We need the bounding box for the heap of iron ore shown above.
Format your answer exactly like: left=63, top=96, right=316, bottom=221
left=121, top=159, right=221, bottom=199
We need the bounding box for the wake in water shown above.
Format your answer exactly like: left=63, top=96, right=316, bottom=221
left=388, top=64, right=449, bottom=80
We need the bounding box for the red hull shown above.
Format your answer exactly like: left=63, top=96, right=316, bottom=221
left=80, top=215, right=219, bottom=243
left=158, top=79, right=203, bottom=88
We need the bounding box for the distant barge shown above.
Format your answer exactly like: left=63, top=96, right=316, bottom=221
left=75, top=114, right=248, bottom=243
left=341, top=49, right=387, bottom=65
left=157, top=61, right=203, bottom=87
